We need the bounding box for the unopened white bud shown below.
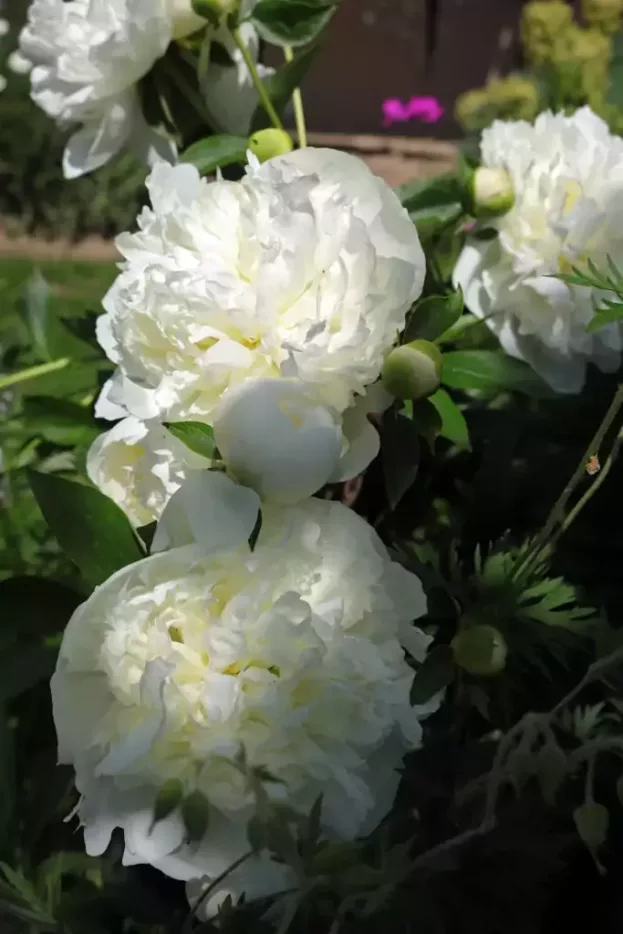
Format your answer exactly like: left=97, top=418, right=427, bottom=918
left=472, top=167, right=515, bottom=217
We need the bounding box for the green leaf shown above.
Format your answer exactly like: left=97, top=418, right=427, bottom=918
left=182, top=791, right=210, bottom=842
left=180, top=135, right=248, bottom=174
left=586, top=303, right=623, bottom=333
left=429, top=388, right=470, bottom=448
left=251, top=0, right=336, bottom=47
left=411, top=399, right=442, bottom=448
left=0, top=577, right=81, bottom=639
left=29, top=471, right=144, bottom=588
left=573, top=802, right=609, bottom=851
left=410, top=644, right=456, bottom=705
left=607, top=34, right=623, bottom=109
left=441, top=350, right=550, bottom=397
left=249, top=509, right=263, bottom=552
left=164, top=421, right=216, bottom=460
left=23, top=270, right=51, bottom=362
left=259, top=41, right=320, bottom=119
left=153, top=779, right=184, bottom=826
left=0, top=643, right=57, bottom=703
left=0, top=713, right=16, bottom=847
left=410, top=203, right=464, bottom=242
left=21, top=396, right=99, bottom=446
left=404, top=289, right=464, bottom=343
left=396, top=173, right=464, bottom=213
left=381, top=409, right=420, bottom=511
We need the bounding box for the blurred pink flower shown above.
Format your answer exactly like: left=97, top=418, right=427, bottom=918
left=382, top=96, right=444, bottom=128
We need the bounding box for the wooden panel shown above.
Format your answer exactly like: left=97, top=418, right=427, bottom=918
left=268, top=0, right=429, bottom=135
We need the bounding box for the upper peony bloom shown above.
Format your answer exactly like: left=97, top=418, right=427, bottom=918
left=86, top=417, right=209, bottom=526
left=17, top=0, right=192, bottom=177
left=52, top=494, right=434, bottom=914
left=96, top=149, right=424, bottom=421
left=454, top=107, right=623, bottom=392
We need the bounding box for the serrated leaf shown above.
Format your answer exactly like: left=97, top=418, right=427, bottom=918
left=29, top=471, right=144, bottom=588
left=180, top=135, right=248, bottom=174
left=404, top=290, right=464, bottom=343
left=429, top=388, right=470, bottom=448
left=381, top=409, right=420, bottom=511
left=251, top=0, right=336, bottom=47
left=586, top=303, right=623, bottom=333
left=164, top=421, right=216, bottom=459
left=441, top=350, right=550, bottom=397
left=410, top=644, right=455, bottom=705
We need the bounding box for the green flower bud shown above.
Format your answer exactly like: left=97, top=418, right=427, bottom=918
left=451, top=625, right=508, bottom=676
left=381, top=340, right=443, bottom=401
left=248, top=128, right=295, bottom=163
left=191, top=0, right=235, bottom=27
left=472, top=167, right=515, bottom=217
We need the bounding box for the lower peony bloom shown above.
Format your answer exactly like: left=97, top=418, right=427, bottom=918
left=454, top=107, right=623, bottom=392
left=51, top=496, right=434, bottom=914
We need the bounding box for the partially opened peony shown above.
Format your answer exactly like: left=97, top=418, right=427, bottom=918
left=91, top=148, right=424, bottom=510
left=86, top=417, right=209, bottom=526
left=454, top=107, right=623, bottom=392
left=51, top=493, right=435, bottom=915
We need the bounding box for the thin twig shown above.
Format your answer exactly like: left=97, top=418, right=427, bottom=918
left=513, top=383, right=623, bottom=582
left=284, top=45, right=307, bottom=147
left=230, top=26, right=284, bottom=130
left=183, top=849, right=254, bottom=932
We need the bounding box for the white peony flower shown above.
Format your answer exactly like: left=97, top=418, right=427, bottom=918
left=454, top=107, right=623, bottom=392
left=86, top=417, right=210, bottom=527
left=52, top=495, right=434, bottom=914
left=96, top=149, right=425, bottom=424
left=16, top=0, right=202, bottom=178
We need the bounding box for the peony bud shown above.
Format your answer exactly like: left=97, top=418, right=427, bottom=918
left=213, top=378, right=343, bottom=504
left=451, top=625, right=508, bottom=676
left=471, top=166, right=515, bottom=216
left=381, top=340, right=443, bottom=401
left=248, top=128, right=295, bottom=163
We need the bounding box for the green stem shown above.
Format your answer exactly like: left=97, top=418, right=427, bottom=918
left=0, top=358, right=70, bottom=392
left=230, top=26, right=283, bottom=130
left=183, top=850, right=254, bottom=931
left=513, top=383, right=623, bottom=582
left=284, top=45, right=307, bottom=147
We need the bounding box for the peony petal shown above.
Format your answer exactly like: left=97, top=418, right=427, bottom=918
left=152, top=470, right=260, bottom=554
